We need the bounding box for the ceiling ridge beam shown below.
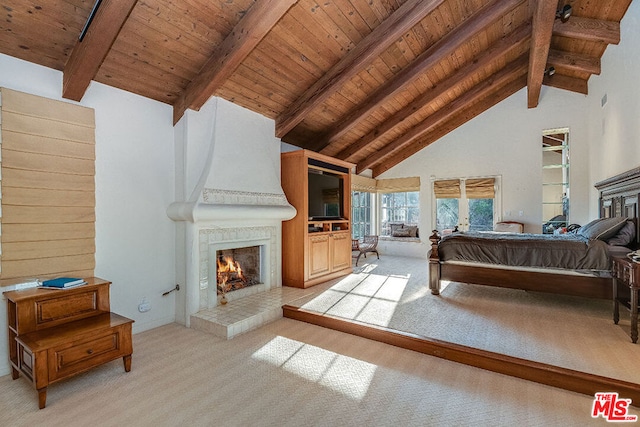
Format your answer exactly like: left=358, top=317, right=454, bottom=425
left=330, top=21, right=532, bottom=162
left=314, top=0, right=527, bottom=154
left=274, top=0, right=447, bottom=138
left=62, top=0, right=138, bottom=102
left=172, top=0, right=298, bottom=125
left=527, top=0, right=557, bottom=109
left=357, top=55, right=529, bottom=174
left=371, top=76, right=527, bottom=177
left=553, top=16, right=620, bottom=45
left=547, top=49, right=601, bottom=75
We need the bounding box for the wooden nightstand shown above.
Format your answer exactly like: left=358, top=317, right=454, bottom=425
left=612, top=255, right=639, bottom=343
left=3, top=278, right=134, bottom=408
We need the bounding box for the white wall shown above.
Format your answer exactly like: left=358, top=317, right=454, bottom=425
left=380, top=3, right=640, bottom=255
left=0, top=54, right=176, bottom=376
left=586, top=0, right=640, bottom=217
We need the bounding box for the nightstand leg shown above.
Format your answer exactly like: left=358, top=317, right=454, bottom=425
left=631, top=287, right=638, bottom=344
left=123, top=355, right=132, bottom=372
left=11, top=367, right=19, bottom=380
left=614, top=278, right=620, bottom=324
left=38, top=387, right=47, bottom=409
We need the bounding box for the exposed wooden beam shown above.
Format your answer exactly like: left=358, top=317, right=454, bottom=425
left=547, top=49, right=601, bottom=75
left=62, top=0, right=137, bottom=101
left=527, top=0, right=557, bottom=108
left=372, top=76, right=527, bottom=177
left=357, top=56, right=528, bottom=174
left=172, top=0, right=297, bottom=125
left=553, top=16, right=620, bottom=45
left=274, top=0, right=446, bottom=138
left=313, top=0, right=526, bottom=153
left=331, top=21, right=531, bottom=162
left=543, top=74, right=588, bottom=95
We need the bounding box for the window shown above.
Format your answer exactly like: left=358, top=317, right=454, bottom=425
left=380, top=191, right=419, bottom=236
left=542, top=128, right=569, bottom=234
left=433, top=177, right=498, bottom=232
left=351, top=191, right=373, bottom=239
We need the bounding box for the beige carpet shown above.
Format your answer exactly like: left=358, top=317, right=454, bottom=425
left=0, top=320, right=624, bottom=426
left=288, top=255, right=640, bottom=385
left=1, top=255, right=638, bottom=425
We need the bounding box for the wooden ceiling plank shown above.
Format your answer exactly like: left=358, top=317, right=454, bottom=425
left=553, top=16, right=621, bottom=45
left=172, top=0, right=298, bottom=125
left=547, top=49, right=601, bottom=75
left=372, top=76, right=528, bottom=177
left=527, top=0, right=557, bottom=109
left=274, top=0, right=447, bottom=138
left=331, top=21, right=531, bottom=162
left=316, top=0, right=528, bottom=155
left=62, top=0, right=138, bottom=101
left=357, top=55, right=529, bottom=174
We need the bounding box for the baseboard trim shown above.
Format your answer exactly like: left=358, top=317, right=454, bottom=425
left=282, top=304, right=640, bottom=407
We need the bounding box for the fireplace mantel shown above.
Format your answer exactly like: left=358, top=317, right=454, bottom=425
left=167, top=189, right=296, bottom=223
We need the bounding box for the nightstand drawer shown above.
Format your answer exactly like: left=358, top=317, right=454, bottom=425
left=50, top=330, right=121, bottom=380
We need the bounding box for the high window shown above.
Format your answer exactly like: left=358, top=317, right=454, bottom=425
left=433, top=177, right=499, bottom=232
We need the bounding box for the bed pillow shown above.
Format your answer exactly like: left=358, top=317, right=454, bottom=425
left=578, top=217, right=628, bottom=241
left=606, top=220, right=636, bottom=246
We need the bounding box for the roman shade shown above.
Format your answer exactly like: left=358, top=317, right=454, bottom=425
left=433, top=179, right=461, bottom=199
left=0, top=88, right=96, bottom=286
left=352, top=175, right=420, bottom=193
left=465, top=178, right=496, bottom=199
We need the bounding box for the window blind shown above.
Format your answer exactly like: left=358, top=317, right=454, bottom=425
left=352, top=175, right=420, bottom=193
left=0, top=88, right=96, bottom=286
left=433, top=179, right=461, bottom=199
left=465, top=178, right=495, bottom=199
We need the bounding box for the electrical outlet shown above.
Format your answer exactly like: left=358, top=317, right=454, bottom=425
left=138, top=297, right=151, bottom=313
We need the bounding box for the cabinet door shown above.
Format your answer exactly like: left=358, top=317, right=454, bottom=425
left=330, top=232, right=352, bottom=271
left=308, top=234, right=330, bottom=279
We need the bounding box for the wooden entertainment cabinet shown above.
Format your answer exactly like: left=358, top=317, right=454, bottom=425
left=3, top=277, right=133, bottom=409
left=281, top=150, right=353, bottom=288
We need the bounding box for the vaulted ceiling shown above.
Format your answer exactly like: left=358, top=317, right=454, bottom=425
left=0, top=0, right=632, bottom=176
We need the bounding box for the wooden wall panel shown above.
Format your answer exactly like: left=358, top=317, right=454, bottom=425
left=0, top=88, right=96, bottom=286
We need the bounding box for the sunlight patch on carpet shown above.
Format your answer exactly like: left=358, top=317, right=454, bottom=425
left=299, top=271, right=409, bottom=327
left=252, top=336, right=376, bottom=400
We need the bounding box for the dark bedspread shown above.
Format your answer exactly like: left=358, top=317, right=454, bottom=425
left=438, top=232, right=611, bottom=272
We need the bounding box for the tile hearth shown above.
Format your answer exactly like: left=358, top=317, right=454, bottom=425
left=190, top=286, right=315, bottom=339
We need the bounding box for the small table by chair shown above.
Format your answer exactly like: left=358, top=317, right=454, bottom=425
left=612, top=255, right=639, bottom=343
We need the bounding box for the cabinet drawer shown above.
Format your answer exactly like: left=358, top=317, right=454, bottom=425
left=49, top=329, right=122, bottom=381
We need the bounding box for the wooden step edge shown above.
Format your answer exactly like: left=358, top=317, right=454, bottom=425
left=282, top=304, right=640, bottom=407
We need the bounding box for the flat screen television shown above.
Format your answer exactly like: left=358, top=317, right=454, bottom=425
left=307, top=169, right=343, bottom=220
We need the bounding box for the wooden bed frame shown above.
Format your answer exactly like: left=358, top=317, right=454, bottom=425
left=429, top=166, right=640, bottom=300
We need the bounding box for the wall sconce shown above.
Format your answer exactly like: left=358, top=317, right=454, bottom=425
left=556, top=4, right=572, bottom=23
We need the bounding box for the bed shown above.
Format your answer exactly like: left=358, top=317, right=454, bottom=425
left=428, top=167, right=640, bottom=299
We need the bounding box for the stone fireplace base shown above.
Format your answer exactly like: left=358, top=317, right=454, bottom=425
left=190, top=286, right=312, bottom=339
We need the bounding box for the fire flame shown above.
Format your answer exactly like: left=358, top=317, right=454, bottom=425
left=217, top=256, right=245, bottom=293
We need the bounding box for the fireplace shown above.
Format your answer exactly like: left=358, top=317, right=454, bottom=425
left=168, top=96, right=296, bottom=326
left=201, top=224, right=278, bottom=307
left=216, top=245, right=262, bottom=295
